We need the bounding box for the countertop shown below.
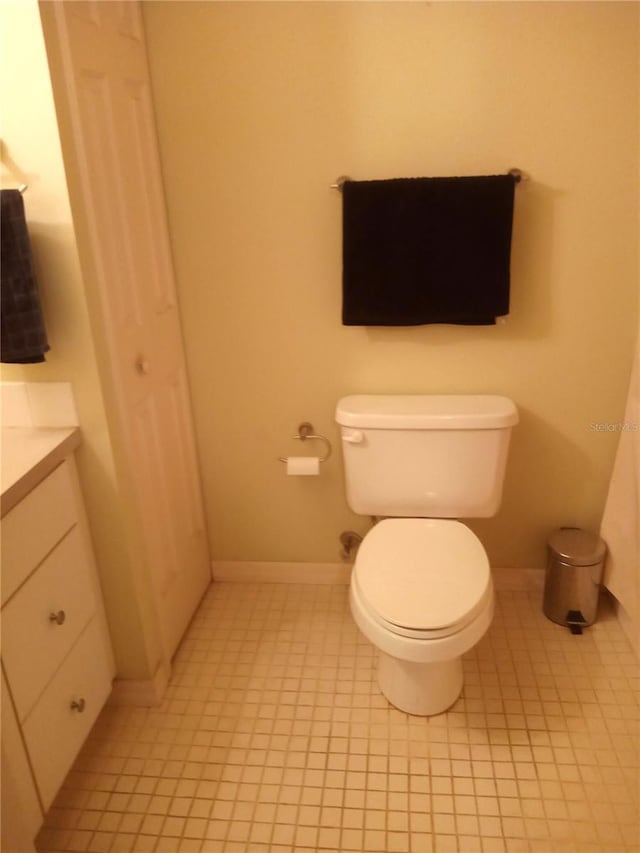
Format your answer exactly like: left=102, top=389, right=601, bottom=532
left=1, top=427, right=81, bottom=517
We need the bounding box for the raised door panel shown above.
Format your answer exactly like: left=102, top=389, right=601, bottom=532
left=130, top=393, right=179, bottom=599
left=124, top=78, right=176, bottom=316
left=74, top=69, right=144, bottom=395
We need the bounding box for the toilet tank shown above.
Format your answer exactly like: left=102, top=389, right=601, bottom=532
left=335, top=395, right=518, bottom=518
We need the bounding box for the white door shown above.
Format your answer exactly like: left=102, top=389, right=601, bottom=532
left=46, top=0, right=211, bottom=659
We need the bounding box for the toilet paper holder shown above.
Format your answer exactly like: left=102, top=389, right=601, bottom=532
left=278, top=422, right=332, bottom=463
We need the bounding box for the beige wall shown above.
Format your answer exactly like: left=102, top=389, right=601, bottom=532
left=0, top=0, right=160, bottom=680
left=144, top=1, right=638, bottom=569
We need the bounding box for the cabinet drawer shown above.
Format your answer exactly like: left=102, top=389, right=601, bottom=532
left=22, top=618, right=113, bottom=811
left=2, top=526, right=97, bottom=721
left=1, top=462, right=77, bottom=605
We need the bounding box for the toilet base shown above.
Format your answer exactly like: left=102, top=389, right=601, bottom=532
left=377, top=651, right=463, bottom=716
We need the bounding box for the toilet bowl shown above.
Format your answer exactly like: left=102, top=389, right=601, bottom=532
left=350, top=518, right=494, bottom=715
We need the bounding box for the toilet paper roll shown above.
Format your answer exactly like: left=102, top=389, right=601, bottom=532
left=286, top=456, right=320, bottom=476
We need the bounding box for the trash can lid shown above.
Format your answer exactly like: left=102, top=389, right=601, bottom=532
left=548, top=527, right=607, bottom=566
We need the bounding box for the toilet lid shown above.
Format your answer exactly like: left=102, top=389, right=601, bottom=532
left=354, top=519, right=490, bottom=632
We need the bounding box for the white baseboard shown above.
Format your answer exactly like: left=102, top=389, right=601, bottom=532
left=211, top=560, right=545, bottom=591
left=108, top=660, right=171, bottom=707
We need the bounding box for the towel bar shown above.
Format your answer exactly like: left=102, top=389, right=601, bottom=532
left=331, top=169, right=527, bottom=191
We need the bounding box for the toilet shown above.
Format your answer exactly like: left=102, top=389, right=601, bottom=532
left=335, top=394, right=518, bottom=716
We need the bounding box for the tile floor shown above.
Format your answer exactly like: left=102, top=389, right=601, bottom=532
left=36, top=580, right=638, bottom=853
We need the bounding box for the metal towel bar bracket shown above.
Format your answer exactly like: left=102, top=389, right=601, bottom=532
left=278, top=422, right=332, bottom=463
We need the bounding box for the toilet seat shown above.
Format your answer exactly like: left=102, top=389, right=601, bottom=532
left=353, top=518, right=491, bottom=639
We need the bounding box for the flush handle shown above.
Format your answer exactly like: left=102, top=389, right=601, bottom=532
left=342, top=429, right=364, bottom=444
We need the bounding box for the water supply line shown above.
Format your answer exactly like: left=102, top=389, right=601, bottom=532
left=340, top=530, right=363, bottom=559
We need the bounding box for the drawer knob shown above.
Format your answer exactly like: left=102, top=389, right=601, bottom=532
left=49, top=610, right=66, bottom=625
left=70, top=698, right=86, bottom=713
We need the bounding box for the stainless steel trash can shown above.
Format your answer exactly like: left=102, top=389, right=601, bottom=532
left=543, top=527, right=607, bottom=633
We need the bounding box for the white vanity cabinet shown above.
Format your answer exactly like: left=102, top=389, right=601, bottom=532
left=1, top=432, right=115, bottom=849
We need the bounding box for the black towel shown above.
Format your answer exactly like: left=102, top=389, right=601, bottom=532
left=1, top=189, right=50, bottom=363
left=342, top=174, right=516, bottom=326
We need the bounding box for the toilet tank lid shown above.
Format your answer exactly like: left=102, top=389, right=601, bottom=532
left=335, top=395, right=518, bottom=429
